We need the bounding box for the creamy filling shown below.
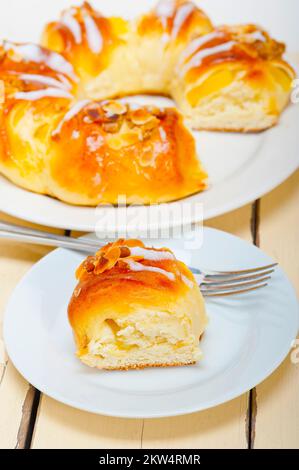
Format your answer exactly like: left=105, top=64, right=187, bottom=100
left=86, top=312, right=198, bottom=361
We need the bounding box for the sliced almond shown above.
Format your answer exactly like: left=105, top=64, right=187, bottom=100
left=107, top=130, right=141, bottom=149
left=84, top=258, right=96, bottom=273
left=119, top=246, right=131, bottom=258
left=102, top=100, right=127, bottom=116
left=94, top=255, right=110, bottom=274
left=75, top=256, right=96, bottom=279
left=105, top=246, right=121, bottom=263
left=102, top=120, right=121, bottom=133
left=142, top=116, right=160, bottom=130
left=86, top=107, right=102, bottom=122
left=130, top=108, right=159, bottom=126
left=146, top=105, right=164, bottom=117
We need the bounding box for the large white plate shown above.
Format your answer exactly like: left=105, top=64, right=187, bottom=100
left=3, top=228, right=299, bottom=418
left=0, top=0, right=298, bottom=231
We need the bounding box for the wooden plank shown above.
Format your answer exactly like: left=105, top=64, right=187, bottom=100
left=0, top=212, right=63, bottom=449
left=253, top=170, right=299, bottom=449
left=141, top=205, right=253, bottom=449
left=32, top=396, right=143, bottom=449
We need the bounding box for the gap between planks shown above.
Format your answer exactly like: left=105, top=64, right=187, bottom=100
left=246, top=200, right=260, bottom=449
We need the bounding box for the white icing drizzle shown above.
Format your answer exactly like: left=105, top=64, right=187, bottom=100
left=179, top=30, right=224, bottom=65
left=250, top=29, right=266, bottom=42
left=45, top=51, right=77, bottom=81
left=125, top=259, right=175, bottom=281
left=171, top=3, right=194, bottom=39
left=52, top=99, right=90, bottom=136
left=181, top=274, right=194, bottom=289
left=14, top=87, right=72, bottom=101
left=161, top=33, right=170, bottom=44
left=83, top=12, right=103, bottom=53
left=19, top=73, right=71, bottom=90
left=3, top=41, right=77, bottom=81
left=61, top=9, right=82, bottom=44
left=181, top=41, right=236, bottom=75
left=159, top=127, right=167, bottom=141
left=129, top=246, right=175, bottom=261
left=156, top=0, right=175, bottom=29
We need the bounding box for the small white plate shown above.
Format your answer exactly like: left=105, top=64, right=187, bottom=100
left=0, top=0, right=298, bottom=231
left=3, top=228, right=298, bottom=418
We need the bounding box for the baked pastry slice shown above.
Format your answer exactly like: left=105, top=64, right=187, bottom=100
left=68, top=239, right=208, bottom=370
left=172, top=24, right=296, bottom=131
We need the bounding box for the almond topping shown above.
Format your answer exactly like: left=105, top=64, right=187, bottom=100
left=84, top=258, right=96, bottom=272
left=119, top=246, right=131, bottom=258
left=142, top=117, right=160, bottom=130
left=86, top=107, right=101, bottom=122
left=130, top=108, right=160, bottom=126
left=94, top=255, right=110, bottom=274
left=77, top=239, right=147, bottom=276
left=102, top=121, right=121, bottom=133
left=102, top=101, right=127, bottom=116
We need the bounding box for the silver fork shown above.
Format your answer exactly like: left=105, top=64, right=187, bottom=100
left=191, top=264, right=276, bottom=297
left=0, top=220, right=276, bottom=297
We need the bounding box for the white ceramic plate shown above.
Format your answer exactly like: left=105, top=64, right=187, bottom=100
left=4, top=228, right=299, bottom=418
left=0, top=0, right=298, bottom=231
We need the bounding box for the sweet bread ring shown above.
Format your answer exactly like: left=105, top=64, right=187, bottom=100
left=0, top=41, right=207, bottom=205
left=0, top=1, right=295, bottom=208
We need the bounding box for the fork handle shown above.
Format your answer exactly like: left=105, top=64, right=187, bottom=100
left=0, top=230, right=100, bottom=253
left=0, top=220, right=203, bottom=273
left=0, top=222, right=101, bottom=253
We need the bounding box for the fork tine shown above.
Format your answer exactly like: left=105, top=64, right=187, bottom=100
left=200, top=269, right=274, bottom=286
left=200, top=276, right=271, bottom=292
left=202, top=283, right=268, bottom=297
left=204, top=263, right=277, bottom=279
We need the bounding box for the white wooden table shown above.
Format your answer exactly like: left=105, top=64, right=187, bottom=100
left=0, top=170, right=298, bottom=449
